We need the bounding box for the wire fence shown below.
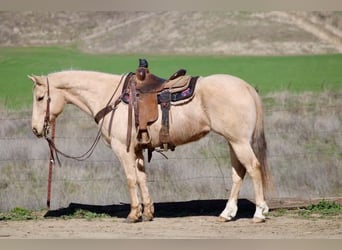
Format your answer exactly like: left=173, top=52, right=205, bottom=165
left=0, top=103, right=342, bottom=159
left=1, top=107, right=341, bottom=172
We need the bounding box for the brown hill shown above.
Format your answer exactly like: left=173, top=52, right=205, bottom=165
left=0, top=11, right=341, bottom=55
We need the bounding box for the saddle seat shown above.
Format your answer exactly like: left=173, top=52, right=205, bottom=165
left=135, top=67, right=189, bottom=93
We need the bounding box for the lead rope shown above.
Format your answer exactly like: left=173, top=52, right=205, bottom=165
left=46, top=120, right=56, bottom=209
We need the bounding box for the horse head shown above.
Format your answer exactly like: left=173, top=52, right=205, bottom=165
left=28, top=75, right=66, bottom=138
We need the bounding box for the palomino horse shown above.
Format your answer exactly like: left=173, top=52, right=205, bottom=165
left=29, top=69, right=270, bottom=223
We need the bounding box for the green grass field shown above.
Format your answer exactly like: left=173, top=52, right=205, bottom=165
left=0, top=46, right=341, bottom=109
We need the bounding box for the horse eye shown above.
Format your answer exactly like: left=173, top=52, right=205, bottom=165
left=37, top=96, right=44, bottom=102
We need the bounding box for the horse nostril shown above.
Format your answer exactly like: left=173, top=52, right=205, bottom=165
left=32, top=128, right=39, bottom=137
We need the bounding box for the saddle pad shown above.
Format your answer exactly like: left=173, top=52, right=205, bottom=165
left=165, top=76, right=198, bottom=103
left=122, top=76, right=198, bottom=104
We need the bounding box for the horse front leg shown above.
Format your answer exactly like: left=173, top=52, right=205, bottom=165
left=111, top=139, right=142, bottom=223
left=136, top=150, right=154, bottom=221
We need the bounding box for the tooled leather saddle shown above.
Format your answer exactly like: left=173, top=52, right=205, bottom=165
left=95, top=59, right=199, bottom=161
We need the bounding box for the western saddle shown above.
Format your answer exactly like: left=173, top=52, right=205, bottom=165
left=95, top=59, right=198, bottom=160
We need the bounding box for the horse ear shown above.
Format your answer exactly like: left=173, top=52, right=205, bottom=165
left=28, top=75, right=36, bottom=84
left=28, top=75, right=44, bottom=86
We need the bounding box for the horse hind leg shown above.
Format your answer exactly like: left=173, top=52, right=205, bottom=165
left=219, top=143, right=246, bottom=222
left=228, top=141, right=269, bottom=223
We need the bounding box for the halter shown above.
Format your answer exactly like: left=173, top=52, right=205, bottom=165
left=43, top=77, right=64, bottom=166
left=43, top=77, right=52, bottom=138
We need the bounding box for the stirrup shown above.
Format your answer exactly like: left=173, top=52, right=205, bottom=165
left=162, top=143, right=168, bottom=151
left=137, top=128, right=152, bottom=146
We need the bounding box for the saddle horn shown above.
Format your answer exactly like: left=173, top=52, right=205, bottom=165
left=139, top=58, right=149, bottom=68
left=137, top=59, right=149, bottom=81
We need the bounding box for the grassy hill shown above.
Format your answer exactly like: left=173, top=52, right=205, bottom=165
left=1, top=11, right=341, bottom=108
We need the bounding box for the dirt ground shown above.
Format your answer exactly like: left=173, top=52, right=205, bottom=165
left=1, top=214, right=341, bottom=239
left=1, top=199, right=341, bottom=239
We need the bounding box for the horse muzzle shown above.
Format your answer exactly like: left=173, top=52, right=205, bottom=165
left=32, top=124, right=49, bottom=138
left=32, top=127, right=43, bottom=138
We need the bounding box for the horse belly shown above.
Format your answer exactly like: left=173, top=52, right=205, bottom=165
left=150, top=96, right=211, bottom=147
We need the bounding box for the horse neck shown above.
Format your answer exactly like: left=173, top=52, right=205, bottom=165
left=50, top=71, right=122, bottom=117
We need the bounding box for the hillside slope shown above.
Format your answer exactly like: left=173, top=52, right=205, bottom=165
left=0, top=11, right=341, bottom=55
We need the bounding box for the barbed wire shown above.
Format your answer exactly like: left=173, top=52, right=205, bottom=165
left=0, top=102, right=341, bottom=121
left=0, top=148, right=339, bottom=163
left=1, top=130, right=341, bottom=141
left=0, top=174, right=228, bottom=185
left=0, top=128, right=341, bottom=162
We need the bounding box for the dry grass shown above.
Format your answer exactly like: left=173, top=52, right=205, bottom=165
left=0, top=91, right=341, bottom=211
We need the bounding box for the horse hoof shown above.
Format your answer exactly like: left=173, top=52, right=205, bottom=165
left=218, top=216, right=233, bottom=222
left=142, top=214, right=153, bottom=222
left=252, top=217, right=266, bottom=223
left=124, top=217, right=141, bottom=223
